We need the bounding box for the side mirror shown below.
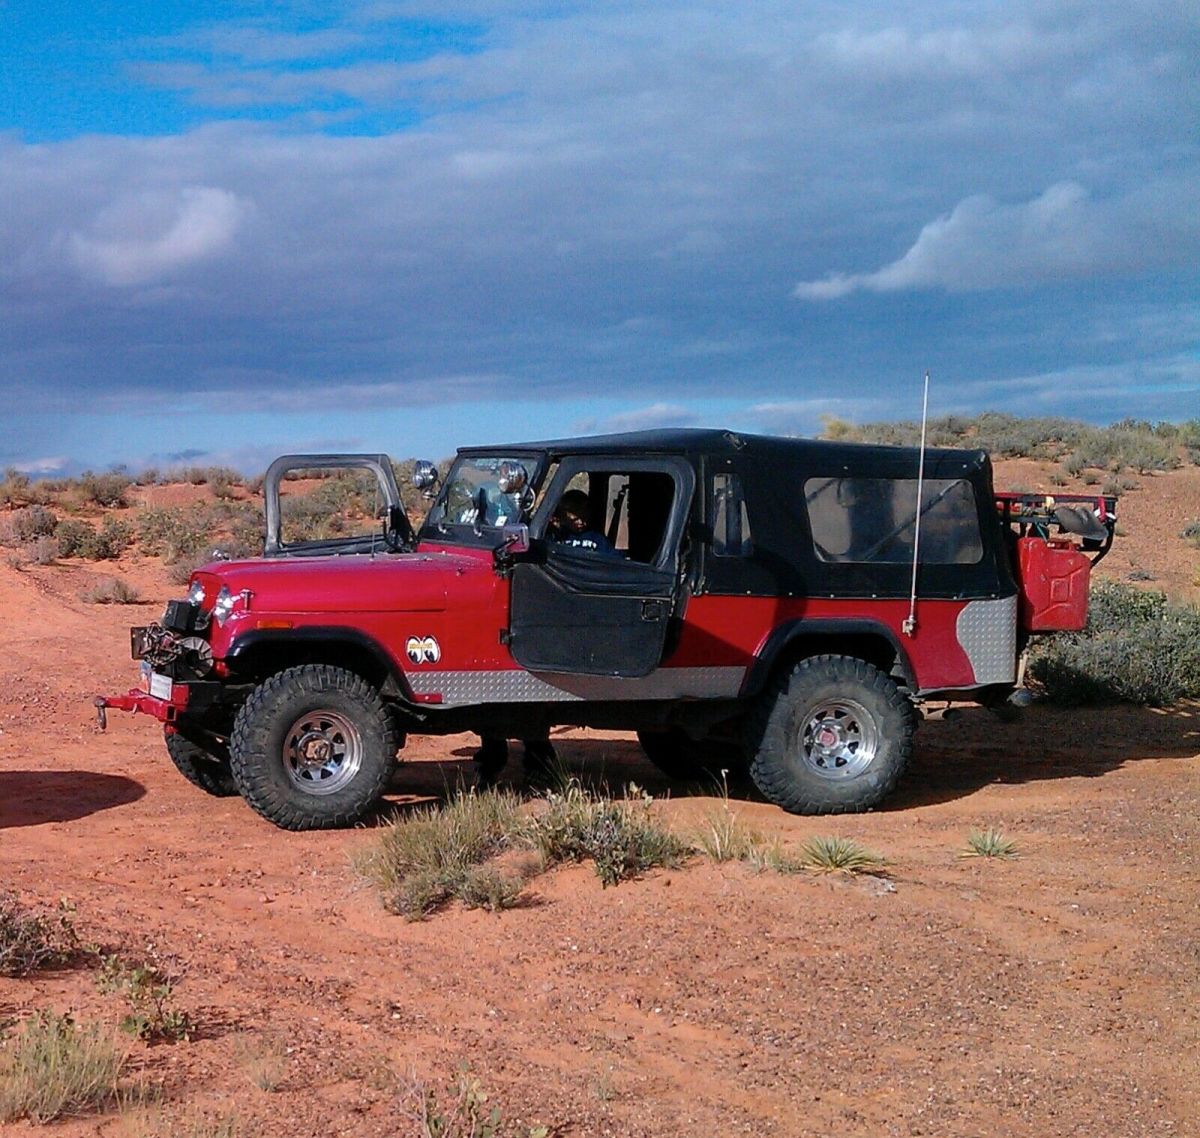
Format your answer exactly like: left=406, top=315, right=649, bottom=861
left=492, top=523, right=530, bottom=574
left=413, top=460, right=440, bottom=495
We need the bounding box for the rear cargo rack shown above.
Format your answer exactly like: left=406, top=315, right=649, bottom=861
left=994, top=491, right=1117, bottom=564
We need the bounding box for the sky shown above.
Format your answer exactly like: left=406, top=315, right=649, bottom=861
left=1, top=1, right=1197, bottom=475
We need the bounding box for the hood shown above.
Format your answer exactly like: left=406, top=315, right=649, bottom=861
left=192, top=551, right=478, bottom=614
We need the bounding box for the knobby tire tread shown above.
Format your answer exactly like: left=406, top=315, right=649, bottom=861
left=230, top=664, right=397, bottom=831
left=747, top=654, right=914, bottom=815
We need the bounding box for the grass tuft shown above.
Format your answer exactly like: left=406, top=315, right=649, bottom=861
left=797, top=835, right=887, bottom=874
left=961, top=828, right=1019, bottom=859
left=81, top=577, right=142, bottom=605
left=0, top=1011, right=126, bottom=1123
left=356, top=790, right=527, bottom=919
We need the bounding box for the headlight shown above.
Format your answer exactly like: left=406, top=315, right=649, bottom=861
left=213, top=585, right=236, bottom=626
left=187, top=580, right=207, bottom=607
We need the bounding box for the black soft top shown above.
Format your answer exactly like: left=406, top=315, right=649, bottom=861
left=459, top=427, right=990, bottom=476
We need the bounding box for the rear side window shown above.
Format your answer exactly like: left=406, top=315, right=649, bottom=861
left=805, top=477, right=983, bottom=565
left=711, top=473, right=753, bottom=556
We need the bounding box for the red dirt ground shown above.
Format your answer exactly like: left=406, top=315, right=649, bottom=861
left=0, top=461, right=1197, bottom=1136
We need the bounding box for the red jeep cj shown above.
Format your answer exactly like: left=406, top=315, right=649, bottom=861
left=97, top=430, right=1115, bottom=830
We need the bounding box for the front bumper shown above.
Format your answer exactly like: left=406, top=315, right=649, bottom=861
left=94, top=685, right=191, bottom=730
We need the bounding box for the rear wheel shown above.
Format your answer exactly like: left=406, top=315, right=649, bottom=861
left=164, top=730, right=238, bottom=798
left=748, top=655, right=913, bottom=814
left=230, top=664, right=398, bottom=831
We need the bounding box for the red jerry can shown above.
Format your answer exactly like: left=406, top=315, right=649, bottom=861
left=1016, top=536, right=1091, bottom=632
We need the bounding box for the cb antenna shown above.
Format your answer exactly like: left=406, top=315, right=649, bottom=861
left=902, top=370, right=930, bottom=637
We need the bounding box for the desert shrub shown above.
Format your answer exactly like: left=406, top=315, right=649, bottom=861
left=22, top=537, right=59, bottom=566
left=82, top=577, right=142, bottom=605
left=133, top=467, right=159, bottom=486
left=138, top=507, right=214, bottom=563
left=1182, top=520, right=1200, bottom=549
left=11, top=505, right=58, bottom=543
left=0, top=1011, right=125, bottom=1123
left=0, top=895, right=78, bottom=977
left=395, top=1068, right=549, bottom=1138
left=97, top=955, right=193, bottom=1043
left=1062, top=452, right=1086, bottom=476
left=53, top=516, right=132, bottom=560
left=78, top=471, right=132, bottom=509
left=54, top=519, right=92, bottom=558
left=530, top=781, right=688, bottom=887
left=1029, top=582, right=1200, bottom=706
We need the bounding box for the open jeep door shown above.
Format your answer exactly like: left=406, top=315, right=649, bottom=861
left=507, top=456, right=694, bottom=678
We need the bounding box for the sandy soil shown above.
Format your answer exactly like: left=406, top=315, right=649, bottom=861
left=0, top=461, right=1197, bottom=1136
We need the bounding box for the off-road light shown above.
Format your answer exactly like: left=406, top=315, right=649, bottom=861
left=187, top=580, right=207, bottom=607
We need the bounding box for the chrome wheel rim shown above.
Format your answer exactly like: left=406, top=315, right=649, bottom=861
left=282, top=709, right=363, bottom=796
left=798, top=698, right=878, bottom=780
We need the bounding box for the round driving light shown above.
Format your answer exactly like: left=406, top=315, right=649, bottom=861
left=497, top=461, right=528, bottom=493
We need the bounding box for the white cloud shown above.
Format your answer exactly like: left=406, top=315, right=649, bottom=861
left=795, top=180, right=1197, bottom=299
left=12, top=456, right=69, bottom=475
left=70, top=186, right=248, bottom=286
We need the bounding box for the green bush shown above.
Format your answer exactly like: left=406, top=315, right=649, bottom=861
left=78, top=471, right=132, bottom=509
left=54, top=517, right=133, bottom=560
left=530, top=781, right=688, bottom=887
left=137, top=506, right=214, bottom=563
left=1029, top=582, right=1200, bottom=706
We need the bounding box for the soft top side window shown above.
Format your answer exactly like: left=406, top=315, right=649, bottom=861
left=806, top=477, right=983, bottom=565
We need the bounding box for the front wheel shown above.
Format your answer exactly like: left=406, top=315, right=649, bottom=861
left=230, top=665, right=398, bottom=831
left=747, top=655, right=913, bottom=815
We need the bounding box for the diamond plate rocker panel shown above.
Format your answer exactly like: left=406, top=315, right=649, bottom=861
left=955, top=595, right=1018, bottom=685
left=407, top=666, right=746, bottom=706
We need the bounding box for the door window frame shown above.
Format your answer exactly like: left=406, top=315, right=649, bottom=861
left=531, top=455, right=696, bottom=575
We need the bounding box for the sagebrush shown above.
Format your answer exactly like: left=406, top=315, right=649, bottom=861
left=1029, top=581, right=1200, bottom=706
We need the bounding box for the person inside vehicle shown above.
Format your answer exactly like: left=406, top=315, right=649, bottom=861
left=550, top=489, right=621, bottom=556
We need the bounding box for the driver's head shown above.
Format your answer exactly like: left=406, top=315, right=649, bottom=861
left=555, top=489, right=593, bottom=532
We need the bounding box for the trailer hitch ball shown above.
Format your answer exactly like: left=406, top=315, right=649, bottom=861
left=93, top=697, right=108, bottom=731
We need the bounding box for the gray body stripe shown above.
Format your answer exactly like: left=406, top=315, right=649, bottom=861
left=407, top=666, right=746, bottom=706
left=955, top=596, right=1018, bottom=685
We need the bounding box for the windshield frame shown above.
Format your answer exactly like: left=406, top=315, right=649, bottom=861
left=417, top=449, right=550, bottom=549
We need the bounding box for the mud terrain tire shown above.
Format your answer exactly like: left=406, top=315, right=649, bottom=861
left=748, top=655, right=913, bottom=814
left=230, top=664, right=398, bottom=831
left=165, top=730, right=238, bottom=798
left=637, top=729, right=747, bottom=782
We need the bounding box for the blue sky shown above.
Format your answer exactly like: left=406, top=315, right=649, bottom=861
left=1, top=1, right=1197, bottom=475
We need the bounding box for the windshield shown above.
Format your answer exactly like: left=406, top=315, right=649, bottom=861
left=424, top=454, right=542, bottom=538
